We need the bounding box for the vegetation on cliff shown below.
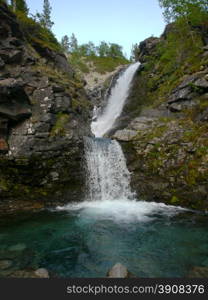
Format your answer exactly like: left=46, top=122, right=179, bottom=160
left=118, top=0, right=208, bottom=210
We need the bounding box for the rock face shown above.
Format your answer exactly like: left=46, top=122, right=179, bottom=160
left=111, top=22, right=208, bottom=210
left=0, top=4, right=91, bottom=213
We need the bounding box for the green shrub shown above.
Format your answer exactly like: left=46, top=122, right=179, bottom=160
left=16, top=11, right=62, bottom=52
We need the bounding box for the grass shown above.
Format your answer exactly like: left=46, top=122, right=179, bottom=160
left=68, top=54, right=129, bottom=75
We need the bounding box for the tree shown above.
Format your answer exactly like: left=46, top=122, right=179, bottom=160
left=16, top=0, right=28, bottom=14
left=69, top=33, right=78, bottom=53
left=85, top=41, right=96, bottom=56
left=41, top=0, right=54, bottom=30
left=108, top=43, right=124, bottom=58
left=61, top=35, right=70, bottom=53
left=10, top=0, right=16, bottom=11
left=97, top=41, right=110, bottom=57
left=130, top=43, right=139, bottom=61
left=159, top=0, right=208, bottom=23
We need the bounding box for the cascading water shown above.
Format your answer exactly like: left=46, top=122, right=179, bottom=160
left=91, top=62, right=140, bottom=137
left=85, top=63, right=139, bottom=203
left=84, top=137, right=134, bottom=202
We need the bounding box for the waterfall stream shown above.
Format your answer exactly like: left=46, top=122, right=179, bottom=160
left=85, top=62, right=139, bottom=203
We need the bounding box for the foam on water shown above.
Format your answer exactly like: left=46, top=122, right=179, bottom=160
left=56, top=200, right=187, bottom=224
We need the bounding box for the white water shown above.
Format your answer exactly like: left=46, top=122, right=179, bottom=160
left=84, top=137, right=134, bottom=202
left=57, top=62, right=186, bottom=221
left=91, top=62, right=140, bottom=137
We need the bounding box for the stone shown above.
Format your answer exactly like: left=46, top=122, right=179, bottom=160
left=34, top=268, right=49, bottom=278
left=188, top=266, right=208, bottom=278
left=53, top=95, right=72, bottom=113
left=50, top=172, right=59, bottom=181
left=129, top=116, right=155, bottom=130
left=194, top=78, right=208, bottom=89
left=168, top=87, right=192, bottom=103
left=169, top=103, right=182, bottom=112
left=0, top=260, right=13, bottom=270
left=107, top=263, right=134, bottom=278
left=113, top=129, right=137, bottom=141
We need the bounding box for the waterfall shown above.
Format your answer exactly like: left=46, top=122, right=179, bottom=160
left=91, top=62, right=140, bottom=137
left=84, top=137, right=134, bottom=201
left=57, top=62, right=186, bottom=221
left=85, top=62, right=140, bottom=202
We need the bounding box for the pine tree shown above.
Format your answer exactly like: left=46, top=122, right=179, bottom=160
left=69, top=33, right=78, bottom=53
left=10, top=0, right=16, bottom=11
left=16, top=0, right=28, bottom=15
left=42, top=0, right=54, bottom=30
left=61, top=35, right=70, bottom=53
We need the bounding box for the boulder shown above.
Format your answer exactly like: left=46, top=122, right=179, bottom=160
left=34, top=268, right=49, bottom=278
left=168, top=87, right=192, bottom=104
left=194, top=78, right=208, bottom=89
left=107, top=263, right=135, bottom=278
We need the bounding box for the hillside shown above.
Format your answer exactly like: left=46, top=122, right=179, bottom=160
left=111, top=20, right=208, bottom=210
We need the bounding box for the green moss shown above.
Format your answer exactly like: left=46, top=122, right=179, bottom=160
left=170, top=196, right=180, bottom=204
left=50, top=113, right=70, bottom=136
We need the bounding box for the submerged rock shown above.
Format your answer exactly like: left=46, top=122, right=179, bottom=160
left=188, top=266, right=208, bottom=278
left=0, top=260, right=13, bottom=270
left=8, top=243, right=26, bottom=252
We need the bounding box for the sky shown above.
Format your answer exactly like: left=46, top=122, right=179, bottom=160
left=26, top=0, right=166, bottom=57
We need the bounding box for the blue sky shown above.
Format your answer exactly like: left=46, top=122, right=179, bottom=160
left=26, top=0, right=165, bottom=57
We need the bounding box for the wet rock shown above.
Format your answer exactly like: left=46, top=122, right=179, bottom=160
left=107, top=263, right=135, bottom=278
left=34, top=268, right=49, bottom=278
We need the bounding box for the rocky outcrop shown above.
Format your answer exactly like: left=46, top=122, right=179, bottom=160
left=112, top=22, right=208, bottom=210
left=0, top=4, right=91, bottom=213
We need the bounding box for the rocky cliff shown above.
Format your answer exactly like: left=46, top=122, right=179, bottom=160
left=112, top=22, right=208, bottom=210
left=0, top=4, right=92, bottom=214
